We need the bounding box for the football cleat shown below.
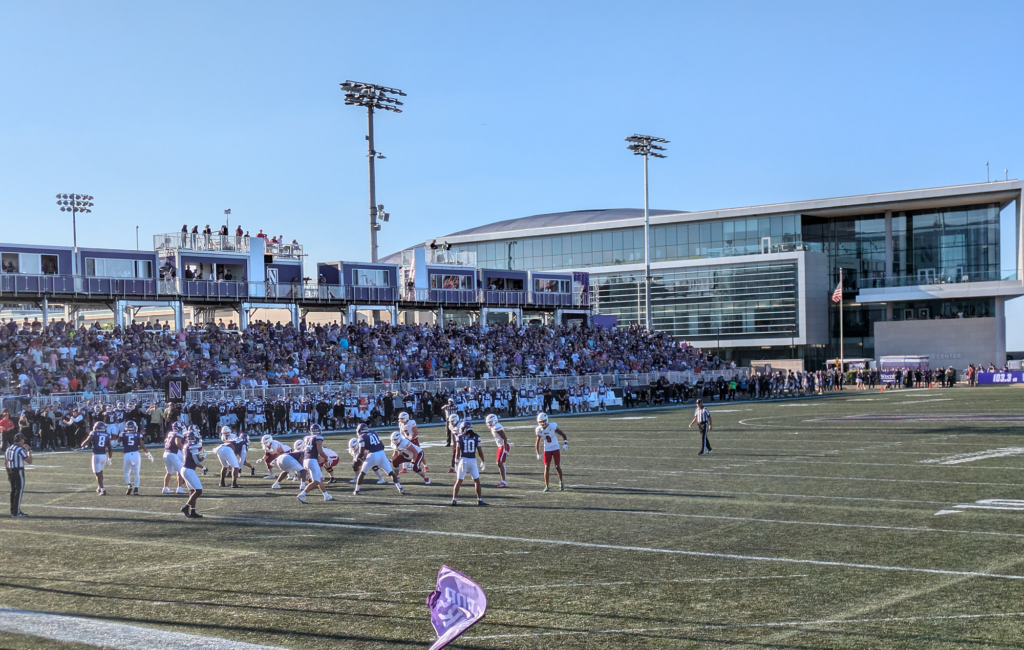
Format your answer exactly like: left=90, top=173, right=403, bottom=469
left=271, top=482, right=281, bottom=489
left=323, top=493, right=334, bottom=501
left=297, top=493, right=307, bottom=503
left=162, top=487, right=171, bottom=494
left=423, top=477, right=432, bottom=485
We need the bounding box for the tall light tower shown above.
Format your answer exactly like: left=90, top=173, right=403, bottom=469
left=57, top=193, right=93, bottom=275
left=625, top=134, right=668, bottom=331
left=341, top=80, right=405, bottom=263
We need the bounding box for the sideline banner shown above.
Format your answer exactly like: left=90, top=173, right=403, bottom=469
left=426, top=565, right=487, bottom=649
left=977, top=372, right=1024, bottom=385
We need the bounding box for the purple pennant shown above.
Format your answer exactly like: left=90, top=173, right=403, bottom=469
left=426, top=565, right=487, bottom=649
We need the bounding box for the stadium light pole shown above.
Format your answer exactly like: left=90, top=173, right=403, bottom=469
left=341, top=80, right=405, bottom=263
left=57, top=193, right=93, bottom=275
left=625, top=135, right=668, bottom=331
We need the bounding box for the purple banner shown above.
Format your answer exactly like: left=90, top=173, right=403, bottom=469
left=977, top=372, right=1024, bottom=385
left=426, top=565, right=487, bottom=649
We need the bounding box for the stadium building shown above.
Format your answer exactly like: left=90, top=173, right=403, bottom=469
left=389, top=181, right=1024, bottom=368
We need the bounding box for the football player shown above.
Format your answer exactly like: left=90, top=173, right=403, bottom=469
left=119, top=420, right=153, bottom=496
left=79, top=422, right=113, bottom=496
left=352, top=424, right=405, bottom=496
left=162, top=422, right=187, bottom=494
left=347, top=437, right=387, bottom=484
left=296, top=424, right=334, bottom=503
left=390, top=431, right=431, bottom=484
left=214, top=427, right=242, bottom=488
left=397, top=411, right=422, bottom=473
left=260, top=434, right=308, bottom=490
left=179, top=430, right=206, bottom=518
left=485, top=414, right=511, bottom=488
left=534, top=412, right=568, bottom=492
left=451, top=420, right=486, bottom=506
left=320, top=445, right=340, bottom=484
left=446, top=414, right=461, bottom=474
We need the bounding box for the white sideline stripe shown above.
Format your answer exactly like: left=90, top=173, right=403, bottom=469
left=921, top=448, right=1024, bottom=465
left=32, top=505, right=1024, bottom=582
left=464, top=610, right=1024, bottom=640
left=0, top=607, right=288, bottom=649
left=602, top=510, right=1024, bottom=538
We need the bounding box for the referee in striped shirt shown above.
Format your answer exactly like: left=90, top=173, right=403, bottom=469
left=688, top=399, right=713, bottom=456
left=5, top=434, right=31, bottom=517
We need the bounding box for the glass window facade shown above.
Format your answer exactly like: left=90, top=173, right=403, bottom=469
left=893, top=204, right=1000, bottom=283
left=449, top=214, right=803, bottom=271
left=591, top=261, right=799, bottom=341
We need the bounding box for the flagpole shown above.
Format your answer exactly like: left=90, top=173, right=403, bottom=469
left=839, top=270, right=844, bottom=370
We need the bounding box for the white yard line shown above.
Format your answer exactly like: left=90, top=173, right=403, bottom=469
left=31, top=505, right=1024, bottom=582
left=566, top=483, right=952, bottom=505
left=921, top=448, right=1024, bottom=465
left=0, top=608, right=289, bottom=650
left=465, top=610, right=1024, bottom=640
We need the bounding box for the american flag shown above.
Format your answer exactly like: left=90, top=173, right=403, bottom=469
left=831, top=271, right=843, bottom=303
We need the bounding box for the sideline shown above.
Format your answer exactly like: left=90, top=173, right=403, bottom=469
left=0, top=607, right=289, bottom=650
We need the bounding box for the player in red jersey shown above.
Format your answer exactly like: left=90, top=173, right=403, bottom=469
left=390, top=431, right=431, bottom=484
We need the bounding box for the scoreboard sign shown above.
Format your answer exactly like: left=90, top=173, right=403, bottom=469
left=164, top=376, right=189, bottom=403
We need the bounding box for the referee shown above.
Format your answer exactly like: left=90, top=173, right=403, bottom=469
left=5, top=433, right=31, bottom=517
left=688, top=399, right=713, bottom=456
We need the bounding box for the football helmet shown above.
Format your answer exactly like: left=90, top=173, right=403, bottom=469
left=485, top=414, right=499, bottom=428
left=347, top=437, right=360, bottom=459
left=260, top=434, right=274, bottom=449
left=309, top=423, right=322, bottom=435
left=123, top=421, right=138, bottom=433
left=390, top=431, right=402, bottom=446
left=537, top=412, right=549, bottom=426
left=398, top=412, right=409, bottom=424
left=447, top=414, right=460, bottom=427
left=293, top=438, right=306, bottom=452
left=356, top=424, right=369, bottom=435
left=459, top=420, right=474, bottom=435
left=91, top=422, right=107, bottom=434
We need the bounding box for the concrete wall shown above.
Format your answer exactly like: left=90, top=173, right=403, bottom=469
left=874, top=317, right=1003, bottom=366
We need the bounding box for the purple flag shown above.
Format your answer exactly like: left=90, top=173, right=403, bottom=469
left=426, top=565, right=487, bottom=649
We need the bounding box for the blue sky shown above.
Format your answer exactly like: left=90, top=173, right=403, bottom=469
left=1, top=1, right=1022, bottom=343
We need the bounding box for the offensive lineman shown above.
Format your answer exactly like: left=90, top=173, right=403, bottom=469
left=451, top=420, right=487, bottom=506
left=215, top=427, right=243, bottom=488
left=80, top=422, right=113, bottom=496
left=534, top=412, right=568, bottom=492
left=352, top=424, right=405, bottom=496
left=120, top=420, right=153, bottom=496
left=390, top=431, right=431, bottom=484
left=485, top=413, right=511, bottom=488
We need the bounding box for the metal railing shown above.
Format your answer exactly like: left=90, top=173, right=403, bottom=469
left=153, top=233, right=251, bottom=253
left=16, top=369, right=750, bottom=407
left=0, top=274, right=592, bottom=309
left=264, top=240, right=303, bottom=260
left=400, top=249, right=477, bottom=267
left=705, top=239, right=817, bottom=259
left=855, top=268, right=1019, bottom=290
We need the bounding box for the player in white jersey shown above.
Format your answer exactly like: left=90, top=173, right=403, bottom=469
left=397, top=412, right=421, bottom=473
left=320, top=446, right=340, bottom=484
left=390, top=431, right=431, bottom=484
left=485, top=414, right=511, bottom=488
left=534, top=412, right=568, bottom=492
left=445, top=414, right=461, bottom=474
left=162, top=423, right=187, bottom=494
left=260, top=435, right=308, bottom=490
left=214, top=427, right=242, bottom=488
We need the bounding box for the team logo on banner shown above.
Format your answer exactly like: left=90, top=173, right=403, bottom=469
left=164, top=376, right=188, bottom=403
left=426, top=565, right=487, bottom=649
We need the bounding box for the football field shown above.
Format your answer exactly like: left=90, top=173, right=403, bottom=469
left=2, top=387, right=1024, bottom=649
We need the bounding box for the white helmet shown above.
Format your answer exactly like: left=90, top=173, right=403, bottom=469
left=447, top=414, right=460, bottom=427
left=390, top=431, right=402, bottom=446
left=537, top=412, right=549, bottom=426
left=347, top=437, right=360, bottom=459
left=293, top=438, right=306, bottom=452
left=398, top=412, right=409, bottom=424
left=260, top=434, right=274, bottom=450
left=485, top=413, right=499, bottom=428
left=220, top=426, right=235, bottom=442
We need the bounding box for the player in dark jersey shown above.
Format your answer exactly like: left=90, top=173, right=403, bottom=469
left=451, top=421, right=487, bottom=506
left=352, top=424, right=405, bottom=496
left=179, top=431, right=206, bottom=518
left=296, top=424, right=334, bottom=503
left=119, top=420, right=153, bottom=496
left=162, top=422, right=187, bottom=494
left=80, top=422, right=113, bottom=496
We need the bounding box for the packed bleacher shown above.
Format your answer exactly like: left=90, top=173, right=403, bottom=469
left=0, top=318, right=721, bottom=396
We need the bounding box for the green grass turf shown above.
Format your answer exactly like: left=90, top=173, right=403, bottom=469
left=2, top=387, right=1024, bottom=649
